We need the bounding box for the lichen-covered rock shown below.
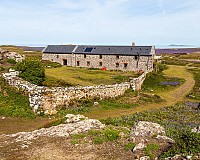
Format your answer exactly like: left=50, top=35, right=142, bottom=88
left=7, top=114, right=105, bottom=143
left=130, top=121, right=166, bottom=138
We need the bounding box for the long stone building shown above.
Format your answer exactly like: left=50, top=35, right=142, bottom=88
left=42, top=44, right=155, bottom=72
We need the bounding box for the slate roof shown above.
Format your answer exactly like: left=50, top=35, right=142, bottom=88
left=43, top=45, right=76, bottom=53
left=43, top=45, right=154, bottom=56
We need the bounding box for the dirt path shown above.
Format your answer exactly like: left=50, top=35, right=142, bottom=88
left=85, top=65, right=195, bottom=119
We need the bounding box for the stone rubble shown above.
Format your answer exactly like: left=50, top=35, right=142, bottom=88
left=130, top=121, right=175, bottom=155
left=7, top=114, right=105, bottom=143
left=4, top=51, right=25, bottom=62
left=1, top=69, right=147, bottom=115
left=130, top=121, right=166, bottom=138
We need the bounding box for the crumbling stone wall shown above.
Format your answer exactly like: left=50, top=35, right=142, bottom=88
left=1, top=69, right=146, bottom=115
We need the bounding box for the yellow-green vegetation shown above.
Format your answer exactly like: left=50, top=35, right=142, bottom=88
left=179, top=52, right=200, bottom=59
left=45, top=66, right=138, bottom=86
left=70, top=127, right=125, bottom=145
left=144, top=143, right=160, bottom=159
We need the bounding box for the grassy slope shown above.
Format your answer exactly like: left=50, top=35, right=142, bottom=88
left=84, top=65, right=195, bottom=119
left=45, top=66, right=138, bottom=86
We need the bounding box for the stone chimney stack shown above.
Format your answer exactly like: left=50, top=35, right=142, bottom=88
left=132, top=42, right=136, bottom=46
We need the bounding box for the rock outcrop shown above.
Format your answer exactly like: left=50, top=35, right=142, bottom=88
left=4, top=52, right=25, bottom=62
left=7, top=114, right=105, bottom=143
left=130, top=121, right=175, bottom=155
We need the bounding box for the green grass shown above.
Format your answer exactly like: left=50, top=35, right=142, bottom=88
left=144, top=143, right=160, bottom=159
left=187, top=67, right=200, bottom=100
left=142, top=71, right=185, bottom=92
left=0, top=77, right=36, bottom=118
left=45, top=66, right=138, bottom=86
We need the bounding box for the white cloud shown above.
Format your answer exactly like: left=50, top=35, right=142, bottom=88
left=0, top=0, right=200, bottom=45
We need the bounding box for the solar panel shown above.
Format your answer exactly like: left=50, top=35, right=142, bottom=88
left=84, top=47, right=93, bottom=52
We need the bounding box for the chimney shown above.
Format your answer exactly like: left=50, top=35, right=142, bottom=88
left=132, top=42, right=135, bottom=46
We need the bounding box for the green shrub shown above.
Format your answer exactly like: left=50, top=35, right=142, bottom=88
left=16, top=60, right=45, bottom=85
left=7, top=58, right=16, bottom=64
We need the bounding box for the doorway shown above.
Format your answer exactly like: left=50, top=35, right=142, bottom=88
left=63, top=59, right=67, bottom=65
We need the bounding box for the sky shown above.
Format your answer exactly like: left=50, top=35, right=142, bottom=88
left=0, top=0, right=200, bottom=46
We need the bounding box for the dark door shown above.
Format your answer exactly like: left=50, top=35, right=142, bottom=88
left=63, top=59, right=67, bottom=65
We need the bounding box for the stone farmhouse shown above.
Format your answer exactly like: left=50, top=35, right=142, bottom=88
left=42, top=44, right=155, bottom=72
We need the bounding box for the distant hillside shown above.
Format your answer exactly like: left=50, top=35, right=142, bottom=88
left=156, top=48, right=200, bottom=55
left=16, top=46, right=45, bottom=52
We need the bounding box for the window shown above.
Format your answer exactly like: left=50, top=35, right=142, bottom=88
left=99, top=55, right=102, bottom=59
left=124, top=63, right=128, bottom=68
left=77, top=61, right=80, bottom=66
left=56, top=55, right=59, bottom=58
left=99, top=62, right=102, bottom=66
left=116, top=55, right=119, bottom=59
left=116, top=63, right=119, bottom=68
left=84, top=54, right=86, bottom=58
left=87, top=61, right=90, bottom=66
left=84, top=47, right=93, bottom=52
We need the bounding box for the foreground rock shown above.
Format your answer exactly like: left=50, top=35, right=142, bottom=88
left=7, top=114, right=105, bottom=143
left=130, top=121, right=175, bottom=157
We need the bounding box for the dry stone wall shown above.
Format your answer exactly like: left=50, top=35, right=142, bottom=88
left=1, top=69, right=146, bottom=115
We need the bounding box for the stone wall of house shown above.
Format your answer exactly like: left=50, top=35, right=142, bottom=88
left=1, top=69, right=146, bottom=115
left=42, top=53, right=154, bottom=72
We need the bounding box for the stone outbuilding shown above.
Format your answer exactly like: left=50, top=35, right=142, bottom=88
left=42, top=44, right=155, bottom=72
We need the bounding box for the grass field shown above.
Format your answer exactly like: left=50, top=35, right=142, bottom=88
left=45, top=66, right=138, bottom=86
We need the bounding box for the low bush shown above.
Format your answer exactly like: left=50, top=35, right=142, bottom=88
left=16, top=60, right=45, bottom=85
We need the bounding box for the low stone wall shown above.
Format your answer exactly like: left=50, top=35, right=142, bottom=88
left=1, top=69, right=146, bottom=115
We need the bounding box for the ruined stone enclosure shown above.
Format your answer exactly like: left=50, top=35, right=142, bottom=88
left=1, top=69, right=146, bottom=115
left=42, top=45, right=155, bottom=72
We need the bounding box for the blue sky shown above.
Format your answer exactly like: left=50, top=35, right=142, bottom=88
left=0, top=0, right=200, bottom=46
